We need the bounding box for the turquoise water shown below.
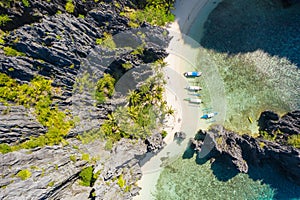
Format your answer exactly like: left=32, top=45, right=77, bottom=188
left=155, top=0, right=300, bottom=199
left=155, top=153, right=300, bottom=200
left=155, top=156, right=273, bottom=200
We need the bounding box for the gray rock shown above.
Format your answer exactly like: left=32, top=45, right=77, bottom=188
left=145, top=133, right=166, bottom=153
left=192, top=123, right=300, bottom=185
left=0, top=145, right=88, bottom=200
left=0, top=104, right=46, bottom=144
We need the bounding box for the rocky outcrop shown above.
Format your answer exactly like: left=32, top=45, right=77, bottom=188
left=93, top=139, right=147, bottom=200
left=258, top=110, right=300, bottom=144
left=0, top=0, right=169, bottom=140
left=145, top=133, right=166, bottom=153
left=0, top=0, right=170, bottom=199
left=0, top=104, right=46, bottom=144
left=192, top=123, right=300, bottom=185
left=174, top=131, right=186, bottom=140
left=0, top=145, right=88, bottom=199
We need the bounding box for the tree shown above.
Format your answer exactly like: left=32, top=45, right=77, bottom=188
left=127, top=90, right=141, bottom=106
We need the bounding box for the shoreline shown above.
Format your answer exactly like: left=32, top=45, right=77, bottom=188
left=134, top=0, right=222, bottom=199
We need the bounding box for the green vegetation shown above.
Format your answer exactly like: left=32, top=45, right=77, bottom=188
left=79, top=166, right=94, bottom=187
left=0, top=30, right=6, bottom=44
left=81, top=153, right=90, bottom=161
left=259, top=142, right=265, bottom=149
left=122, top=62, right=133, bottom=70
left=161, top=130, right=167, bottom=138
left=16, top=169, right=31, bottom=180
left=288, top=135, right=300, bottom=149
left=78, top=14, right=85, bottom=19
left=95, top=73, right=115, bottom=104
left=104, top=138, right=113, bottom=151
left=65, top=0, right=75, bottom=13
left=22, top=0, right=29, bottom=7
left=95, top=32, right=116, bottom=49
left=0, top=73, right=74, bottom=154
left=73, top=72, right=95, bottom=93
left=47, top=181, right=55, bottom=187
left=117, top=174, right=126, bottom=188
left=259, top=130, right=276, bottom=141
left=99, top=72, right=168, bottom=143
left=130, top=45, right=144, bottom=55
left=77, top=129, right=102, bottom=144
left=70, top=155, right=77, bottom=162
left=2, top=46, right=25, bottom=57
left=0, top=14, right=11, bottom=26
left=121, top=0, right=175, bottom=27
left=0, top=143, right=12, bottom=154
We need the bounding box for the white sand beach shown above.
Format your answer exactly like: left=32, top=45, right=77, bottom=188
left=133, top=0, right=222, bottom=199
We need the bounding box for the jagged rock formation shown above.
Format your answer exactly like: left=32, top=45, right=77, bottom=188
left=0, top=104, right=46, bottom=143
left=0, top=145, right=88, bottom=199
left=145, top=133, right=166, bottom=153
left=258, top=110, right=300, bottom=143
left=93, top=139, right=147, bottom=200
left=191, top=111, right=300, bottom=185
left=0, top=0, right=169, bottom=199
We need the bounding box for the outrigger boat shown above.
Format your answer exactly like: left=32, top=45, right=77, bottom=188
left=184, top=98, right=202, bottom=104
left=184, top=71, right=202, bottom=77
left=189, top=93, right=201, bottom=97
left=186, top=85, right=202, bottom=91
left=201, top=112, right=218, bottom=119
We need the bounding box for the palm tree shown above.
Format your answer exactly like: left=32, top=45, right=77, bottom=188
left=127, top=90, right=141, bottom=106
left=143, top=93, right=154, bottom=105
left=139, top=84, right=150, bottom=96
left=127, top=106, right=139, bottom=121
left=165, top=106, right=174, bottom=116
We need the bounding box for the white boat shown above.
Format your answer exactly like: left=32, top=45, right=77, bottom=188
left=189, top=98, right=202, bottom=104
left=186, top=86, right=202, bottom=91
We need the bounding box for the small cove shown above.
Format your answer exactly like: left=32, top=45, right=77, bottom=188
left=154, top=0, right=300, bottom=199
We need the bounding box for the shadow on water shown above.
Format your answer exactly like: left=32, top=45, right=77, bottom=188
left=182, top=145, right=300, bottom=199
left=246, top=161, right=300, bottom=199
left=199, top=0, right=300, bottom=68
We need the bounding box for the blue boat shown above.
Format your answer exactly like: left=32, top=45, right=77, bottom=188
left=184, top=71, right=202, bottom=77
left=201, top=112, right=218, bottom=119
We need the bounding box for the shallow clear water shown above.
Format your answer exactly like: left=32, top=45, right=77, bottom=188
left=155, top=154, right=300, bottom=200
left=155, top=156, right=273, bottom=200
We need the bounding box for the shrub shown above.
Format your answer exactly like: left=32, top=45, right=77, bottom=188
left=161, top=130, right=167, bottom=138
left=81, top=153, right=90, bottom=161
left=122, top=62, right=133, bottom=70
left=3, top=46, right=25, bottom=57
left=288, top=135, right=300, bottom=148
left=0, top=14, right=12, bottom=26
left=104, top=139, right=113, bottom=151
left=70, top=155, right=76, bottom=162
left=79, top=166, right=93, bottom=187
left=117, top=174, right=126, bottom=188
left=0, top=143, right=12, bottom=154
left=47, top=181, right=55, bottom=187
left=65, top=0, right=75, bottom=13
left=0, top=73, right=74, bottom=153
left=22, top=0, right=29, bottom=7
left=95, top=32, right=116, bottom=49
left=17, top=169, right=31, bottom=180
left=95, top=73, right=115, bottom=104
